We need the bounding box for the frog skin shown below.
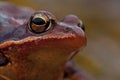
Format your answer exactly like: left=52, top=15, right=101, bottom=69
left=0, top=2, right=87, bottom=80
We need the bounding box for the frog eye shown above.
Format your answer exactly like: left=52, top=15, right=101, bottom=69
left=77, top=21, right=85, bottom=31
left=0, top=52, right=9, bottom=67
left=28, top=12, right=52, bottom=34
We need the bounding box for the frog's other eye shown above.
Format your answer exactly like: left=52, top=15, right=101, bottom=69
left=77, top=20, right=85, bottom=31
left=28, top=13, right=52, bottom=34
left=0, top=52, right=9, bottom=67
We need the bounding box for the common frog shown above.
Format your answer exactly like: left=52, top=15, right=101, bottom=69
left=0, top=2, right=87, bottom=80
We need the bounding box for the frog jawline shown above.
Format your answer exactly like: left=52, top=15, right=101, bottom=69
left=0, top=33, right=76, bottom=49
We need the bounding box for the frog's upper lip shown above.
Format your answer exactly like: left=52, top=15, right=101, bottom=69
left=0, top=33, right=74, bottom=48
left=0, top=28, right=86, bottom=49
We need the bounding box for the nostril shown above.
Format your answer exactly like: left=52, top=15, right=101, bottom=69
left=77, top=22, right=85, bottom=31
left=62, top=15, right=85, bottom=32
left=64, top=27, right=72, bottom=33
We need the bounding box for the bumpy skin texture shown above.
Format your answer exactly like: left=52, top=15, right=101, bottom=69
left=0, top=2, right=87, bottom=80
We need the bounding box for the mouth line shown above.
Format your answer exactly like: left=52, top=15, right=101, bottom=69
left=0, top=33, right=76, bottom=49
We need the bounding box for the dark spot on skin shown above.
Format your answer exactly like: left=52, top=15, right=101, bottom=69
left=64, top=71, right=68, bottom=78
left=0, top=51, right=9, bottom=66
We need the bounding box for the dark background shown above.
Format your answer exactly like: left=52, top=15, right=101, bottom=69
left=1, top=0, right=120, bottom=80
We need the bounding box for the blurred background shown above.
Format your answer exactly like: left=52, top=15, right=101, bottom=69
left=0, top=0, right=120, bottom=80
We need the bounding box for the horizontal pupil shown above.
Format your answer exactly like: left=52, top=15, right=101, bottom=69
left=33, top=18, right=46, bottom=25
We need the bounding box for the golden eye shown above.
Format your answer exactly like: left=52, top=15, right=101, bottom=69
left=28, top=12, right=52, bottom=33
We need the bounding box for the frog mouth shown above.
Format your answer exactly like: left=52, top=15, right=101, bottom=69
left=0, top=33, right=74, bottom=48
left=0, top=32, right=86, bottom=52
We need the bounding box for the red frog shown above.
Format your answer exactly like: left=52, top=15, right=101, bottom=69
left=0, top=2, right=87, bottom=80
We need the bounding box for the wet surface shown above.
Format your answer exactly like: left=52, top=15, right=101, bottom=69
left=0, top=0, right=120, bottom=80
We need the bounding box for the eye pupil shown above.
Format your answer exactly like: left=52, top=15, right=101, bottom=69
left=32, top=18, right=46, bottom=25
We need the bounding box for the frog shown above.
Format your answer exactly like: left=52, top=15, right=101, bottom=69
left=0, top=2, right=87, bottom=80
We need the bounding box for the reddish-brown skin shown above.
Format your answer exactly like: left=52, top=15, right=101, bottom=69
left=0, top=2, right=87, bottom=80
